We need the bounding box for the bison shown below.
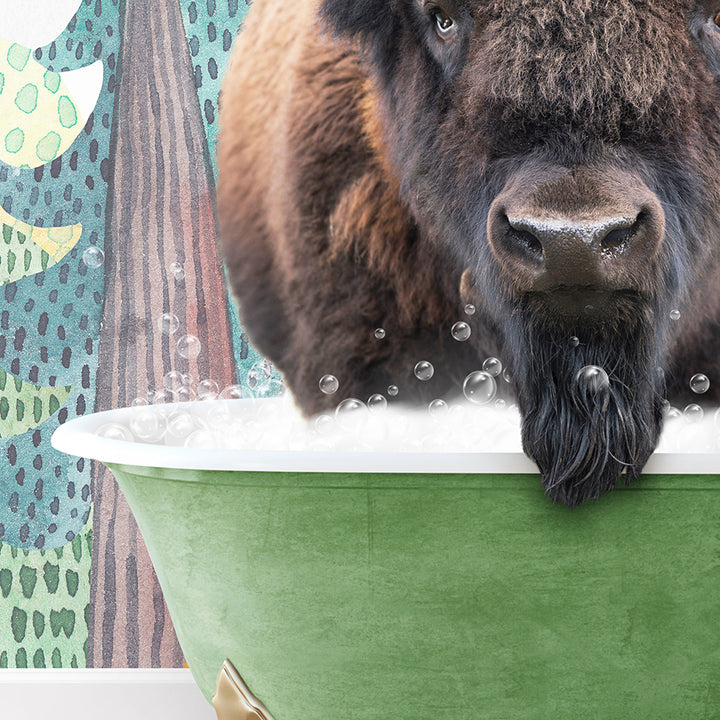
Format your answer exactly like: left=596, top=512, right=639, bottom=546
left=217, top=0, right=720, bottom=506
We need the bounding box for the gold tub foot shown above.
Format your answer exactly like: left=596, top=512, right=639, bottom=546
left=213, top=659, right=276, bottom=720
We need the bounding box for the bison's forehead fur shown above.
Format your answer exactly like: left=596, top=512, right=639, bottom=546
left=352, top=0, right=720, bottom=235
left=474, top=0, right=696, bottom=131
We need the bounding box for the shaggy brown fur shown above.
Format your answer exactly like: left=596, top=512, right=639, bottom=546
left=218, top=0, right=485, bottom=413
left=218, top=0, right=720, bottom=505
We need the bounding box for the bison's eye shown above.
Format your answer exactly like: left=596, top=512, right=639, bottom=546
left=431, top=7, right=456, bottom=37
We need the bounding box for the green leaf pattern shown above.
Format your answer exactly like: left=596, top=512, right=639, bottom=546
left=0, top=519, right=91, bottom=668
left=0, top=368, right=73, bottom=438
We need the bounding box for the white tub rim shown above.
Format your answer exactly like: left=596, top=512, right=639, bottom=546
left=50, top=399, right=720, bottom=476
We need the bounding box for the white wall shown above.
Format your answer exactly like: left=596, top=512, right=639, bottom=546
left=0, top=669, right=216, bottom=720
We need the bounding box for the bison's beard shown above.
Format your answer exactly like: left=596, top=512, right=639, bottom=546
left=507, top=299, right=666, bottom=507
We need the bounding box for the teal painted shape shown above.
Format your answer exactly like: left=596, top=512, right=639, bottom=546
left=179, top=0, right=272, bottom=395
left=0, top=0, right=123, bottom=548
left=14, top=84, right=38, bottom=114
left=111, top=461, right=720, bottom=718
left=180, top=0, right=249, bottom=167
left=7, top=44, right=30, bottom=72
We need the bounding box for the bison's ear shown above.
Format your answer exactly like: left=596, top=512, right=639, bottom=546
left=320, top=0, right=393, bottom=39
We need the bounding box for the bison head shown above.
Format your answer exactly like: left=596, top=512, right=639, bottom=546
left=321, top=0, right=720, bottom=505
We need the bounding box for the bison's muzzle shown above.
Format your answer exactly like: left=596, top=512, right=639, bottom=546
left=484, top=165, right=668, bottom=506
left=487, top=165, right=665, bottom=305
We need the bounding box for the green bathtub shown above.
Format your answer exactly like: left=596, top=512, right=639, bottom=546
left=52, top=401, right=720, bottom=719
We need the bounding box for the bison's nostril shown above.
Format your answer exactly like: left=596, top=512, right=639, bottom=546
left=502, top=214, right=543, bottom=262
left=600, top=212, right=645, bottom=255
left=510, top=227, right=543, bottom=258
left=600, top=226, right=632, bottom=252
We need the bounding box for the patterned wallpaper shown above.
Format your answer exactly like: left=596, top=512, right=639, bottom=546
left=0, top=0, right=260, bottom=669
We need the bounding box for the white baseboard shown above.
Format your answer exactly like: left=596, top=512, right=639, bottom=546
left=0, top=669, right=216, bottom=720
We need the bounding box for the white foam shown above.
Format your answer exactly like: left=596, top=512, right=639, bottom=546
left=89, top=395, right=720, bottom=457
left=93, top=395, right=520, bottom=453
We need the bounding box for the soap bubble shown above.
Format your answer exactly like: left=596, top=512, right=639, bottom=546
left=414, top=361, right=434, bottom=381
left=319, top=374, right=339, bottom=394
left=248, top=359, right=273, bottom=389
left=149, top=388, right=174, bottom=404
left=463, top=371, right=497, bottom=405
left=664, top=406, right=682, bottom=420
left=175, top=386, right=197, bottom=402
left=684, top=404, right=704, bottom=422
left=165, top=412, right=197, bottom=444
left=219, top=384, right=247, bottom=400
left=255, top=377, right=286, bottom=399
left=367, top=394, right=387, bottom=412
left=184, top=429, right=218, bottom=449
left=163, top=370, right=186, bottom=392
left=198, top=404, right=234, bottom=432
left=314, top=414, right=334, bottom=435
left=495, top=399, right=507, bottom=410
left=387, top=385, right=399, bottom=397
left=482, top=357, right=503, bottom=377
left=97, top=422, right=133, bottom=441
left=130, top=397, right=149, bottom=408
left=569, top=336, right=580, bottom=348
left=129, top=407, right=166, bottom=442
left=335, top=398, right=368, bottom=431
left=85, top=391, right=552, bottom=453
left=451, top=322, right=471, bottom=342
left=374, top=328, right=386, bottom=340
left=690, top=373, right=710, bottom=394
left=169, top=262, right=185, bottom=281
left=157, top=313, right=180, bottom=335
left=464, top=303, right=476, bottom=315
left=428, top=398, right=449, bottom=418
left=198, top=379, right=220, bottom=400
left=502, top=369, right=512, bottom=384
left=82, top=246, right=105, bottom=268
left=176, top=334, right=201, bottom=360
left=574, top=365, right=610, bottom=396
left=670, top=309, right=681, bottom=321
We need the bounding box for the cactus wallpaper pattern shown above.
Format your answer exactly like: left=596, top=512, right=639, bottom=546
left=0, top=0, right=256, bottom=669
left=0, top=528, right=91, bottom=668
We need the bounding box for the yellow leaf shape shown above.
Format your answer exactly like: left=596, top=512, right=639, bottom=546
left=0, top=39, right=102, bottom=169
left=0, top=205, right=81, bottom=285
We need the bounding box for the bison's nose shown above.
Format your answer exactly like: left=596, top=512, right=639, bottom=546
left=487, top=169, right=665, bottom=296
left=495, top=211, right=652, bottom=288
